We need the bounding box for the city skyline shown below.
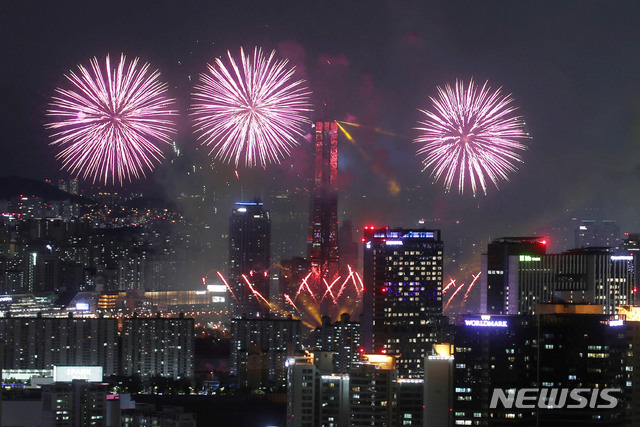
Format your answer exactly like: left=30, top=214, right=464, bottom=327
left=2, top=2, right=640, bottom=307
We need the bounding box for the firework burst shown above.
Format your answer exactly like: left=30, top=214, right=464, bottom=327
left=192, top=47, right=312, bottom=168
left=415, top=79, right=529, bottom=195
left=46, top=54, right=177, bottom=185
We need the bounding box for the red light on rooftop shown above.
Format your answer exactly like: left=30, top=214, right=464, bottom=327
left=634, top=288, right=638, bottom=293
left=541, top=240, right=547, bottom=245
left=381, top=349, right=387, bottom=354
left=359, top=348, right=365, bottom=353
left=361, top=238, right=366, bottom=243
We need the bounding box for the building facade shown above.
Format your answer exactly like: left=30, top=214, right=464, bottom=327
left=362, top=227, right=444, bottom=377
left=121, top=315, right=194, bottom=379
left=231, top=315, right=301, bottom=389
left=309, top=121, right=339, bottom=280
left=229, top=201, right=271, bottom=317
left=0, top=316, right=118, bottom=375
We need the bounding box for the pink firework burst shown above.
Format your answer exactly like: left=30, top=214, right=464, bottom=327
left=191, top=47, right=312, bottom=168
left=415, top=79, right=529, bottom=195
left=46, top=54, right=177, bottom=185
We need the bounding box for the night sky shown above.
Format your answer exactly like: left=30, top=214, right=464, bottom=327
left=3, top=1, right=640, bottom=288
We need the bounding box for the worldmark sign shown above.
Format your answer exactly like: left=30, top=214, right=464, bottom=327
left=464, top=315, right=508, bottom=328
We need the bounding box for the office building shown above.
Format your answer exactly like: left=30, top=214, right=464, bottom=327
left=229, top=200, right=271, bottom=317
left=362, top=227, right=445, bottom=377
left=481, top=237, right=547, bottom=314
left=514, top=248, right=635, bottom=315
left=453, top=311, right=629, bottom=426
left=121, top=315, right=194, bottom=379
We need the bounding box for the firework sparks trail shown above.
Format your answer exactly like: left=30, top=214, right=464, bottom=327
left=463, top=272, right=482, bottom=304
left=294, top=272, right=313, bottom=300
left=444, top=283, right=467, bottom=311
left=284, top=294, right=300, bottom=312
left=355, top=271, right=364, bottom=292
left=192, top=47, right=312, bottom=168
left=242, top=274, right=272, bottom=309
left=303, top=279, right=319, bottom=306
left=338, top=121, right=405, bottom=138
left=321, top=277, right=339, bottom=305
left=335, top=268, right=355, bottom=300
left=46, top=54, right=177, bottom=185
left=415, top=79, right=529, bottom=195
left=443, top=279, right=456, bottom=293
left=216, top=271, right=238, bottom=304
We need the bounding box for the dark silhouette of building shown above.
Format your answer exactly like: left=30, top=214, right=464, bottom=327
left=339, top=220, right=358, bottom=275
left=229, top=201, right=270, bottom=317
left=575, top=219, right=620, bottom=249
left=362, top=227, right=445, bottom=377
left=454, top=309, right=629, bottom=426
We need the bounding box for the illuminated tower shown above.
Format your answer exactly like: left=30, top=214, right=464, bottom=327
left=229, top=201, right=271, bottom=317
left=309, top=121, right=339, bottom=279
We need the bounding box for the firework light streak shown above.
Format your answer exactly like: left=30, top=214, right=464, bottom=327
left=443, top=278, right=456, bottom=293
left=242, top=274, right=272, bottom=309
left=294, top=272, right=313, bottom=300
left=415, top=79, right=529, bottom=195
left=216, top=271, right=238, bottom=304
left=463, top=272, right=481, bottom=304
left=192, top=47, right=312, bottom=168
left=284, top=294, right=300, bottom=313
left=46, top=54, right=177, bottom=185
left=444, top=283, right=466, bottom=311
left=321, top=277, right=339, bottom=305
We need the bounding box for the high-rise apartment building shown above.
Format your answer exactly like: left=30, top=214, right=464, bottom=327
left=312, top=313, right=361, bottom=373
left=41, top=380, right=108, bottom=427
left=121, top=315, right=194, bottom=379
left=286, top=353, right=408, bottom=427
left=362, top=227, right=444, bottom=377
left=231, top=315, right=301, bottom=389
left=0, top=316, right=118, bottom=375
left=229, top=201, right=271, bottom=317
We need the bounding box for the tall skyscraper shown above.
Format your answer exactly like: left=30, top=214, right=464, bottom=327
left=309, top=121, right=339, bottom=280
left=362, top=227, right=445, bottom=377
left=229, top=200, right=271, bottom=317
left=481, top=237, right=547, bottom=314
